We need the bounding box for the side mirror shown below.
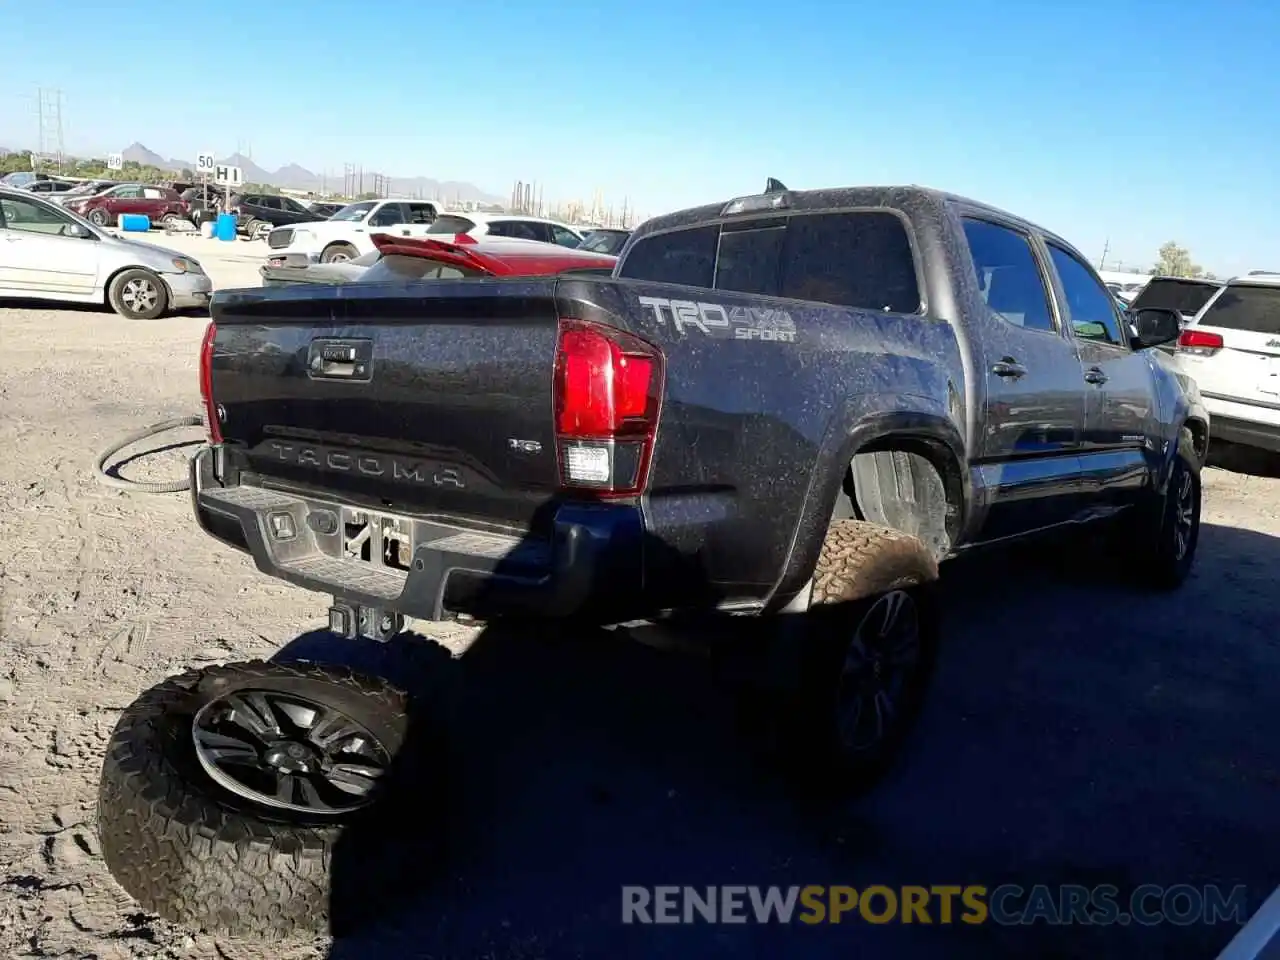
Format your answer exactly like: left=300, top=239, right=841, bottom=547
left=66, top=223, right=95, bottom=240
left=1128, top=307, right=1181, bottom=350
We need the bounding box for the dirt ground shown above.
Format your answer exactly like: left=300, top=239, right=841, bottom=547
left=0, top=293, right=1277, bottom=960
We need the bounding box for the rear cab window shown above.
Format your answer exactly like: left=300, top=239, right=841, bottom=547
left=618, top=211, right=921, bottom=313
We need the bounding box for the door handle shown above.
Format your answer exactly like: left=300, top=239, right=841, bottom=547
left=991, top=358, right=1027, bottom=378
left=1084, top=367, right=1108, bottom=385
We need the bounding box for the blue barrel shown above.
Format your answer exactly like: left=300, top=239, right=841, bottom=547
left=118, top=213, right=151, bottom=232
left=214, top=213, right=238, bottom=242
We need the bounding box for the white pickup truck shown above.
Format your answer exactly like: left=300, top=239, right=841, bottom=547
left=264, top=198, right=439, bottom=264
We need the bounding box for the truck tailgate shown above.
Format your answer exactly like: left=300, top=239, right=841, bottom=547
left=208, top=279, right=563, bottom=525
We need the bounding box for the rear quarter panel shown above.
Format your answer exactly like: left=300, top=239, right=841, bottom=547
left=560, top=278, right=966, bottom=607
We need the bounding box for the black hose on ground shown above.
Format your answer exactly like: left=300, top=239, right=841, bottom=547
left=93, top=415, right=205, bottom=494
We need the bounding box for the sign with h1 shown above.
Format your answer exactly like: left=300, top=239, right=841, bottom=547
left=214, top=165, right=243, bottom=187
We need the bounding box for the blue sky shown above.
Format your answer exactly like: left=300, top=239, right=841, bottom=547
left=4, top=0, right=1277, bottom=275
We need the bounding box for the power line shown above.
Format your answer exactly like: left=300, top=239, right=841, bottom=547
left=35, top=87, right=65, bottom=172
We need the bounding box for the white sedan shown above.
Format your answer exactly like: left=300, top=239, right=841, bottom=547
left=0, top=187, right=211, bottom=319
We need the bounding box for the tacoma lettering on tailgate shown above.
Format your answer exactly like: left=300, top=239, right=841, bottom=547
left=264, top=441, right=465, bottom=489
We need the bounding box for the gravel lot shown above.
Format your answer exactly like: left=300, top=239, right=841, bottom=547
left=0, top=282, right=1277, bottom=959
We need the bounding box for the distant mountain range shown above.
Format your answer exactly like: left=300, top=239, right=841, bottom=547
left=3, top=140, right=502, bottom=204
left=117, top=142, right=504, bottom=204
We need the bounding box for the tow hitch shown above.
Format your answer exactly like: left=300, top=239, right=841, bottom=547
left=327, top=599, right=404, bottom=643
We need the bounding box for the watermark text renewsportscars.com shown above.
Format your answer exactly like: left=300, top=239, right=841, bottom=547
left=621, top=884, right=1251, bottom=926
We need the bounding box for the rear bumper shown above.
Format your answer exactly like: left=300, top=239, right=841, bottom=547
left=1208, top=415, right=1280, bottom=454
left=190, top=446, right=643, bottom=622
left=1202, top=394, right=1280, bottom=454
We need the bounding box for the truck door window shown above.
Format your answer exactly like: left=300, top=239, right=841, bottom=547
left=962, top=219, right=1055, bottom=333
left=618, top=224, right=718, bottom=288
left=1047, top=243, right=1124, bottom=346
left=369, top=204, right=405, bottom=227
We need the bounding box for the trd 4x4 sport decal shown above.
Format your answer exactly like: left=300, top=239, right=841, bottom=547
left=637, top=295, right=798, bottom=343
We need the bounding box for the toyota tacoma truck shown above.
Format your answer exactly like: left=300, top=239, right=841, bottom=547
left=99, top=182, right=1211, bottom=939
left=193, top=178, right=1210, bottom=755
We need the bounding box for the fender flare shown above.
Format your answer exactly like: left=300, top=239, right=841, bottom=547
left=766, top=399, right=970, bottom=605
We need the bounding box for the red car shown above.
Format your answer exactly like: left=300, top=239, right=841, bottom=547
left=64, top=183, right=190, bottom=229
left=260, top=232, right=619, bottom=285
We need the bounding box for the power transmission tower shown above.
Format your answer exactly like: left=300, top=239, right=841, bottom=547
left=343, top=163, right=356, bottom=197
left=36, top=88, right=66, bottom=172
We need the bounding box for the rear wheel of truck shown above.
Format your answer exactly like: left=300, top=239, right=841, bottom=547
left=1114, top=426, right=1202, bottom=590
left=775, top=521, right=940, bottom=796
left=321, top=242, right=358, bottom=263
left=97, top=659, right=419, bottom=939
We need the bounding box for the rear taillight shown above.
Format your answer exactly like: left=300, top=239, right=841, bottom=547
left=199, top=320, right=222, bottom=443
left=553, top=319, right=663, bottom=497
left=1176, top=329, right=1224, bottom=356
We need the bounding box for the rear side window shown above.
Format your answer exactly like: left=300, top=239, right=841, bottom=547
left=619, top=212, right=920, bottom=313
left=1198, top=285, right=1280, bottom=335
left=490, top=220, right=550, bottom=242
left=1128, top=278, right=1221, bottom=316
left=405, top=203, right=436, bottom=224
left=426, top=215, right=476, bottom=234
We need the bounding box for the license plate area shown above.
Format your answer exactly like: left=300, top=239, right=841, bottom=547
left=340, top=507, right=415, bottom=573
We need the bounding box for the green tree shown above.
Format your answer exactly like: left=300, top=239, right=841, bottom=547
left=0, top=151, right=35, bottom=175
left=1152, top=241, right=1212, bottom=279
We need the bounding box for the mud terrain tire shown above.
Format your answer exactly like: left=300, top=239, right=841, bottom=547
left=98, top=660, right=415, bottom=939
left=777, top=520, right=941, bottom=794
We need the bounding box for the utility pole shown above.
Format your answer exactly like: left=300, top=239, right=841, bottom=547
left=1099, top=237, right=1111, bottom=271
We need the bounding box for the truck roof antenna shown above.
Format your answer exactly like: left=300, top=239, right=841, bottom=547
left=764, top=177, right=788, bottom=194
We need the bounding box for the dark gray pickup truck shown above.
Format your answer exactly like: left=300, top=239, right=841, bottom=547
left=98, top=182, right=1212, bottom=938
left=193, top=180, right=1211, bottom=766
